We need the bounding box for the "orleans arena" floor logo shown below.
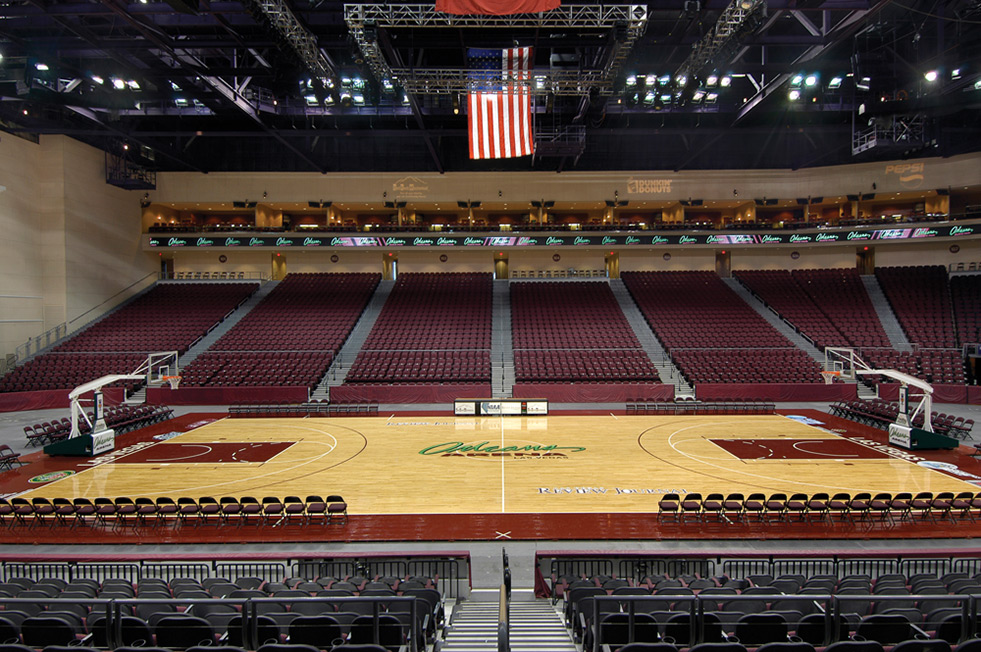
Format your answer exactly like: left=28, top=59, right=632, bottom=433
left=418, top=440, right=586, bottom=460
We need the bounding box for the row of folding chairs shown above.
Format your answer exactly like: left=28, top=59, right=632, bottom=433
left=0, top=495, right=348, bottom=529
left=657, top=491, right=981, bottom=525
left=626, top=400, right=775, bottom=416
left=228, top=402, right=379, bottom=418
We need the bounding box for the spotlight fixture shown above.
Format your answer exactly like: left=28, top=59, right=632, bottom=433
left=924, top=70, right=938, bottom=82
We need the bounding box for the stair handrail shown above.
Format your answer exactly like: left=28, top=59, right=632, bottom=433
left=498, top=547, right=511, bottom=652
left=15, top=271, right=158, bottom=363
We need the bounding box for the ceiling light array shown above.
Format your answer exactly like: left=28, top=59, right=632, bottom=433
left=623, top=72, right=729, bottom=108
left=787, top=72, right=853, bottom=101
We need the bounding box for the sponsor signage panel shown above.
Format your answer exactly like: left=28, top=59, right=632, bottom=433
left=148, top=224, right=976, bottom=250
left=454, top=398, right=550, bottom=416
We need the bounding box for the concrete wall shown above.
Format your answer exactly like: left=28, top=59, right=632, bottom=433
left=0, top=136, right=152, bottom=363
left=151, top=153, right=981, bottom=208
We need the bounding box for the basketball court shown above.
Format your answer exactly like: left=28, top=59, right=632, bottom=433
left=9, top=411, right=981, bottom=528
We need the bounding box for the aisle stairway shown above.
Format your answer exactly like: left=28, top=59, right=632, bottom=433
left=610, top=279, right=692, bottom=397
left=440, top=600, right=576, bottom=652
left=861, top=274, right=913, bottom=351
left=491, top=280, right=515, bottom=398
left=312, top=279, right=393, bottom=398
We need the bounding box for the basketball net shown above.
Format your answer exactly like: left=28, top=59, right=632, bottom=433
left=820, top=370, right=840, bottom=385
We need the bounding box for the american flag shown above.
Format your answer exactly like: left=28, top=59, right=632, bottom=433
left=437, top=0, right=559, bottom=15
left=467, top=47, right=534, bottom=160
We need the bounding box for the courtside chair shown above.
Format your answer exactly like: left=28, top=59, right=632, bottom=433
left=910, top=492, right=935, bottom=520
left=134, top=497, right=158, bottom=528
left=931, top=492, right=955, bottom=523
left=868, top=493, right=892, bottom=524
left=261, top=497, right=285, bottom=524
left=785, top=493, right=808, bottom=521
left=764, top=493, right=787, bottom=522
left=806, top=493, right=830, bottom=523
left=702, top=493, right=725, bottom=523
left=325, top=495, right=348, bottom=524
left=722, top=493, right=745, bottom=523
left=240, top=496, right=264, bottom=525
left=305, top=496, right=327, bottom=524
left=680, top=493, right=703, bottom=523
left=176, top=497, right=201, bottom=525
left=848, top=493, right=872, bottom=524
left=742, top=493, right=766, bottom=522
left=282, top=496, right=306, bottom=524
left=828, top=493, right=851, bottom=521
left=951, top=492, right=976, bottom=521
left=658, top=494, right=681, bottom=523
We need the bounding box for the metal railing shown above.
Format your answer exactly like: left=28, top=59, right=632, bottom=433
left=499, top=548, right=511, bottom=652
left=583, top=593, right=980, bottom=652
left=14, top=272, right=158, bottom=364
left=0, top=595, right=423, bottom=652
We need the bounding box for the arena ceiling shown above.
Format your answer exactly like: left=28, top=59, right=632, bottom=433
left=0, top=0, right=978, bottom=174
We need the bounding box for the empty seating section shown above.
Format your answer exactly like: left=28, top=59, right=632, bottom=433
left=180, top=273, right=379, bottom=389
left=792, top=268, right=890, bottom=348
left=551, top=558, right=981, bottom=652
left=737, top=267, right=967, bottom=385
left=55, top=283, right=258, bottom=354
left=0, top=566, right=445, bottom=651
left=672, top=349, right=820, bottom=384
left=622, top=271, right=820, bottom=384
left=860, top=348, right=965, bottom=385
left=510, top=281, right=659, bottom=382
left=734, top=270, right=852, bottom=348
left=0, top=283, right=257, bottom=393
left=875, top=266, right=957, bottom=348
left=951, top=275, right=981, bottom=345
left=180, top=351, right=335, bottom=389
left=347, top=273, right=493, bottom=383
left=345, top=350, right=489, bottom=383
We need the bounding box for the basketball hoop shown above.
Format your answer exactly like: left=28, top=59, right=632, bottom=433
left=820, top=370, right=840, bottom=385
left=162, top=375, right=181, bottom=390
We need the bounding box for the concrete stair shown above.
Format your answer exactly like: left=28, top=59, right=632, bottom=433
left=609, top=279, right=690, bottom=397
left=313, top=279, right=394, bottom=398
left=441, top=600, right=576, bottom=652
left=723, top=277, right=827, bottom=364
left=179, top=280, right=279, bottom=367
left=491, top=280, right=515, bottom=398
left=861, top=274, right=913, bottom=351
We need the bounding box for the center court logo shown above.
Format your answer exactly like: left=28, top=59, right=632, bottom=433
left=418, top=440, right=586, bottom=460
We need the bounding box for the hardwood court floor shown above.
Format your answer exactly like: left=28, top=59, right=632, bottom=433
left=14, top=411, right=981, bottom=519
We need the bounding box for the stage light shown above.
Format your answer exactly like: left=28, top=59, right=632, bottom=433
left=791, top=74, right=804, bottom=87
left=91, top=75, right=104, bottom=84
left=804, top=74, right=818, bottom=87
left=924, top=70, right=938, bottom=82
left=788, top=89, right=801, bottom=101
left=706, top=75, right=718, bottom=86
left=828, top=76, right=842, bottom=89
left=720, top=76, right=731, bottom=87
left=626, top=75, right=637, bottom=87
left=35, top=63, right=49, bottom=71
left=112, top=78, right=125, bottom=89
